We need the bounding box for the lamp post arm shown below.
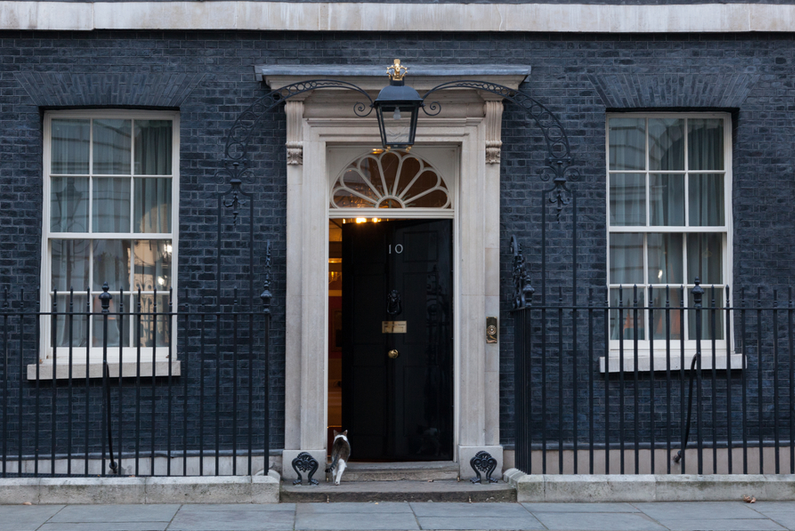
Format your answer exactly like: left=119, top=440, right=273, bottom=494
left=421, top=79, right=579, bottom=216
left=224, top=79, right=375, bottom=162
left=421, top=80, right=575, bottom=180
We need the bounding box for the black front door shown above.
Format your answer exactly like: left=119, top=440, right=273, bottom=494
left=341, top=219, right=453, bottom=461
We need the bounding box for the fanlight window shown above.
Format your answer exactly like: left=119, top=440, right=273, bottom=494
left=330, top=151, right=450, bottom=209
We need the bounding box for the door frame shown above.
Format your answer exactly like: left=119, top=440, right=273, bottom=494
left=269, top=70, right=525, bottom=478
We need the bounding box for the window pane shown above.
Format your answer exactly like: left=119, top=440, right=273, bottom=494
left=332, top=168, right=380, bottom=208
left=134, top=120, right=172, bottom=175
left=687, top=233, right=723, bottom=285
left=689, top=173, right=725, bottom=226
left=51, top=239, right=90, bottom=291
left=134, top=178, right=172, bottom=233
left=649, top=119, right=684, bottom=171
left=93, top=240, right=131, bottom=291
left=651, top=287, right=683, bottom=340
left=649, top=174, right=684, bottom=226
left=53, top=293, right=89, bottom=348
left=92, top=294, right=131, bottom=348
left=610, top=233, right=644, bottom=285
left=133, top=240, right=173, bottom=291
left=687, top=287, right=725, bottom=340
left=93, top=119, right=131, bottom=175
left=688, top=119, right=724, bottom=171
left=610, top=173, right=646, bottom=226
left=648, top=233, right=683, bottom=285
left=610, top=288, right=645, bottom=340
left=403, top=171, right=448, bottom=208
left=51, top=177, right=89, bottom=232
left=51, top=119, right=89, bottom=175
left=609, top=118, right=645, bottom=170
left=134, top=294, right=171, bottom=348
left=93, top=178, right=131, bottom=233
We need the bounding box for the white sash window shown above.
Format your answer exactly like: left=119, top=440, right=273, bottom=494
left=605, top=113, right=735, bottom=371
left=39, top=110, right=179, bottom=378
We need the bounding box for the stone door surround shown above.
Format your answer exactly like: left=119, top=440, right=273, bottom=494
left=258, top=64, right=530, bottom=478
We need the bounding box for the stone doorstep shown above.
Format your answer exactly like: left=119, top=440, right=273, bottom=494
left=0, top=471, right=281, bottom=505
left=342, top=461, right=460, bottom=482
left=503, top=468, right=795, bottom=503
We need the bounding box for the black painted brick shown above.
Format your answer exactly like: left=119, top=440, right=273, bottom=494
left=0, top=30, right=793, bottom=455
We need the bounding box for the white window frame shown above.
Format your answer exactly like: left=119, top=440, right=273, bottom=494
left=602, top=112, right=742, bottom=373
left=35, top=109, right=180, bottom=380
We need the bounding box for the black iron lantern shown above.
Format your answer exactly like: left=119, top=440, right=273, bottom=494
left=373, top=60, right=424, bottom=150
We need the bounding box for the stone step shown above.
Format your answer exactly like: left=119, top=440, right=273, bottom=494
left=280, top=479, right=516, bottom=503
left=341, top=461, right=460, bottom=482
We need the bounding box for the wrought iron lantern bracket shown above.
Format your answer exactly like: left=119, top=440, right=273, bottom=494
left=219, top=63, right=579, bottom=216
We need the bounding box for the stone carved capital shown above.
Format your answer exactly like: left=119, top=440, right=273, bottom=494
left=285, top=100, right=304, bottom=165
left=484, top=100, right=503, bottom=165
left=286, top=141, right=303, bottom=165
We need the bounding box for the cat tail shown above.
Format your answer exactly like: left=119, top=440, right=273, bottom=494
left=325, top=454, right=339, bottom=473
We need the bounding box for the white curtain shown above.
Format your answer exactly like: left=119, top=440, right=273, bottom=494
left=134, top=120, right=172, bottom=175
left=93, top=119, right=131, bottom=174
left=51, top=240, right=90, bottom=348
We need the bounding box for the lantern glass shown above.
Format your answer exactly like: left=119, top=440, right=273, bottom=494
left=381, top=105, right=412, bottom=147
left=373, top=77, right=423, bottom=150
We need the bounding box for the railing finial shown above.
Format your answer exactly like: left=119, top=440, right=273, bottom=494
left=99, top=282, right=112, bottom=313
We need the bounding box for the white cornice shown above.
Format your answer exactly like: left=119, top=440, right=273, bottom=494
left=1, top=2, right=794, bottom=33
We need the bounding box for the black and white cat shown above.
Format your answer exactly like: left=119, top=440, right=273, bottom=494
left=325, top=430, right=351, bottom=485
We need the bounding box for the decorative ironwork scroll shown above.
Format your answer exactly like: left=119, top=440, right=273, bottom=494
left=291, top=452, right=319, bottom=486
left=469, top=450, right=499, bottom=484
left=224, top=80, right=374, bottom=163
left=510, top=235, right=534, bottom=311
left=219, top=76, right=577, bottom=217
left=422, top=81, right=579, bottom=218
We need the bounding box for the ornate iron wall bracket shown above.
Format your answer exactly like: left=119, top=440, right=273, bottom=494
left=422, top=80, right=579, bottom=215
left=220, top=76, right=578, bottom=217
left=469, top=450, right=499, bottom=484
left=291, top=452, right=319, bottom=485
left=224, top=80, right=374, bottom=163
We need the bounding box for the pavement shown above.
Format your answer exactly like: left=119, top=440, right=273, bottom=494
left=1, top=501, right=794, bottom=531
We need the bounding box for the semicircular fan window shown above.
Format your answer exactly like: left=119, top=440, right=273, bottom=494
left=330, top=151, right=450, bottom=209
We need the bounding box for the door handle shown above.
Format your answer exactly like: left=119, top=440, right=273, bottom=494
left=388, top=349, right=399, bottom=359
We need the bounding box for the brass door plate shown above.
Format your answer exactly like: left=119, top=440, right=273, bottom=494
left=382, top=321, right=407, bottom=333
left=486, top=317, right=498, bottom=343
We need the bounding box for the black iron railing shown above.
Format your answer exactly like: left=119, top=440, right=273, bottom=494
left=512, top=280, right=795, bottom=475
left=0, top=282, right=272, bottom=477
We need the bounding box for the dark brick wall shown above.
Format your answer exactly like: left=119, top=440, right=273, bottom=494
left=1, top=30, right=794, bottom=456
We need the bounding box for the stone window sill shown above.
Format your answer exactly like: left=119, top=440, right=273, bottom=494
left=599, top=352, right=745, bottom=374
left=27, top=360, right=181, bottom=381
